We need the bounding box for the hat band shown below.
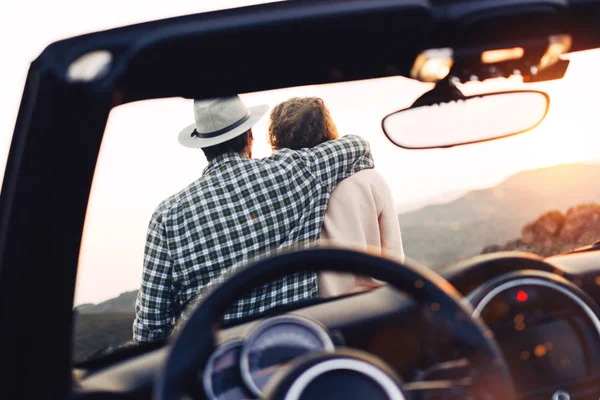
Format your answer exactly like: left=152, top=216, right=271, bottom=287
left=191, top=111, right=251, bottom=139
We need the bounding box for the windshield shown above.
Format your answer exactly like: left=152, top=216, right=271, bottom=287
left=71, top=48, right=600, bottom=363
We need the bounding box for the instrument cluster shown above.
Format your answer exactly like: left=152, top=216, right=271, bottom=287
left=202, top=315, right=334, bottom=400
left=467, top=270, right=600, bottom=398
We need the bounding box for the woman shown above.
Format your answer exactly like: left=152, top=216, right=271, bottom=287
left=268, top=97, right=405, bottom=297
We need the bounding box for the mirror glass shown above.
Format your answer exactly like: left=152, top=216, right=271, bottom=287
left=382, top=91, right=549, bottom=149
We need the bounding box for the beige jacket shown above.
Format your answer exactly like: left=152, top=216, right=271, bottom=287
left=319, top=169, right=405, bottom=297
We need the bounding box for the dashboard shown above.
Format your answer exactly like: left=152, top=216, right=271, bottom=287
left=74, top=250, right=600, bottom=400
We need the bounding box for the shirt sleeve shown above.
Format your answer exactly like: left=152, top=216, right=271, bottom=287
left=301, top=135, right=374, bottom=192
left=133, top=209, right=176, bottom=343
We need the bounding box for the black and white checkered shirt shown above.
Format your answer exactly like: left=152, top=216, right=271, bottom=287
left=133, top=135, right=373, bottom=342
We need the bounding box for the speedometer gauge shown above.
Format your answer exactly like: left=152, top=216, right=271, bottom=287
left=240, top=315, right=334, bottom=397
left=202, top=340, right=253, bottom=400
left=468, top=270, right=600, bottom=397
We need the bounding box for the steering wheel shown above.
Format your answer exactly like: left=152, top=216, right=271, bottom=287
left=154, top=248, right=515, bottom=400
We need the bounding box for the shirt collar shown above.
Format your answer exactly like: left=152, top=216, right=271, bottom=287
left=202, top=152, right=247, bottom=175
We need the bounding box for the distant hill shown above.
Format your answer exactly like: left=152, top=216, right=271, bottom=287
left=75, top=290, right=138, bottom=314
left=73, top=291, right=138, bottom=361
left=73, top=312, right=135, bottom=362
left=399, top=163, right=600, bottom=268
left=397, top=189, right=467, bottom=213
left=482, top=203, right=600, bottom=256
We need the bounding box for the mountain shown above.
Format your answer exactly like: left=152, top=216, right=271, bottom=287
left=397, top=189, right=467, bottom=214
left=399, top=163, right=600, bottom=268
left=75, top=290, right=138, bottom=314
left=483, top=203, right=600, bottom=256
left=73, top=291, right=138, bottom=361
left=73, top=312, right=136, bottom=362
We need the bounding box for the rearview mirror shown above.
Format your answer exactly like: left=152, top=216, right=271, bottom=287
left=382, top=90, right=550, bottom=149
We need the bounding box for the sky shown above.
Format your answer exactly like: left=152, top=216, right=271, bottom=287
left=2, top=1, right=600, bottom=306
left=0, top=0, right=283, bottom=185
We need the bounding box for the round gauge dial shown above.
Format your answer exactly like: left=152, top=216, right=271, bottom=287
left=202, top=340, right=253, bottom=400
left=468, top=273, right=600, bottom=395
left=240, top=315, right=334, bottom=397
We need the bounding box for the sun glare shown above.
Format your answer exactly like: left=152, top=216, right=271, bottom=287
left=458, top=49, right=600, bottom=171
left=527, top=49, right=600, bottom=166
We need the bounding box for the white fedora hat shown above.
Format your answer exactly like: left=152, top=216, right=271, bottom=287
left=178, top=95, right=268, bottom=148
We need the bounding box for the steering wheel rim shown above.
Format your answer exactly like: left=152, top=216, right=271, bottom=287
left=154, top=247, right=515, bottom=399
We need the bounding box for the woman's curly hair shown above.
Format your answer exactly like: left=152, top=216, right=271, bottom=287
left=268, top=97, right=339, bottom=150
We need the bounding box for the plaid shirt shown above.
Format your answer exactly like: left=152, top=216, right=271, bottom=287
left=133, top=135, right=373, bottom=342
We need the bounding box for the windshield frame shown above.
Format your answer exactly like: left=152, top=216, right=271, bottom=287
left=4, top=0, right=600, bottom=397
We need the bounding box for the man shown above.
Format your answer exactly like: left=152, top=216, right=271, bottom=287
left=133, top=95, right=373, bottom=342
left=268, top=97, right=404, bottom=297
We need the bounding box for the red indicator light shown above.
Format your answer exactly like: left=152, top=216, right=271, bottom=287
left=516, top=290, right=529, bottom=303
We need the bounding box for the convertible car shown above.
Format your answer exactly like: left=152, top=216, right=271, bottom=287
left=3, top=0, right=600, bottom=399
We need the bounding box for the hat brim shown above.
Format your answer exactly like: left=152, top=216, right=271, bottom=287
left=178, top=104, right=269, bottom=148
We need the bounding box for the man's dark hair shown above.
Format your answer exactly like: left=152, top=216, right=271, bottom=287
left=202, top=130, right=251, bottom=162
